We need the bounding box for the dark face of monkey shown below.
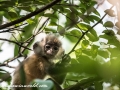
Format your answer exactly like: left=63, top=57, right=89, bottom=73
left=44, top=40, right=60, bottom=58
left=33, top=34, right=62, bottom=59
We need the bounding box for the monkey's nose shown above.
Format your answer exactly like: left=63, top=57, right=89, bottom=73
left=47, top=49, right=53, bottom=55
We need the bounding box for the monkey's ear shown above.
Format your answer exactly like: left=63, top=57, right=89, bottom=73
left=33, top=41, right=41, bottom=55
left=33, top=41, right=39, bottom=49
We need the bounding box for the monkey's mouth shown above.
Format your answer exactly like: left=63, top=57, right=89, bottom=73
left=45, top=54, right=54, bottom=59
left=47, top=54, right=54, bottom=56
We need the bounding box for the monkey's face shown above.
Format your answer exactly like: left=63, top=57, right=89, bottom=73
left=33, top=34, right=62, bottom=59
left=44, top=43, right=59, bottom=59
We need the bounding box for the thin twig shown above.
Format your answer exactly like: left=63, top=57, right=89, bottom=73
left=0, top=38, right=32, bottom=51
left=0, top=0, right=62, bottom=30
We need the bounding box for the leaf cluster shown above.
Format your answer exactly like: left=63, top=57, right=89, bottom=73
left=0, top=0, right=120, bottom=90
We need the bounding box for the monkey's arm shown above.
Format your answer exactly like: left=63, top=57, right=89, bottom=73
left=48, top=55, right=70, bottom=85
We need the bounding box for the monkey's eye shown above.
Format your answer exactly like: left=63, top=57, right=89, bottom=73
left=54, top=46, right=58, bottom=51
left=45, top=45, right=51, bottom=49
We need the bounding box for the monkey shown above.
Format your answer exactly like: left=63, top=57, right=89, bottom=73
left=11, top=33, right=64, bottom=90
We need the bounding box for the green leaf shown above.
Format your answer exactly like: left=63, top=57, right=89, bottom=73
left=100, top=34, right=120, bottom=47
left=108, top=48, right=120, bottom=57
left=99, top=34, right=111, bottom=40
left=89, top=29, right=98, bottom=38
left=44, top=13, right=58, bottom=19
left=94, top=82, right=103, bottom=90
left=0, top=14, right=3, bottom=24
left=79, top=15, right=90, bottom=23
left=87, top=15, right=94, bottom=23
left=107, top=36, right=120, bottom=47
left=53, top=5, right=64, bottom=12
left=80, top=4, right=86, bottom=11
left=26, top=19, right=35, bottom=24
left=0, top=1, right=15, bottom=6
left=86, top=32, right=98, bottom=42
left=82, top=49, right=91, bottom=56
left=93, top=7, right=100, bottom=16
left=91, top=45, right=99, bottom=58
left=77, top=55, right=95, bottom=74
left=98, top=50, right=109, bottom=59
left=110, top=59, right=120, bottom=75
left=71, top=58, right=79, bottom=64
left=97, top=62, right=112, bottom=79
left=81, top=40, right=89, bottom=48
left=91, top=1, right=97, bottom=6
left=66, top=72, right=81, bottom=81
left=57, top=25, right=65, bottom=34
left=14, top=44, right=19, bottom=56
left=0, top=68, right=8, bottom=73
left=0, top=72, right=11, bottom=82
left=87, top=7, right=95, bottom=15
left=77, top=23, right=90, bottom=31
left=70, top=29, right=82, bottom=37
left=102, top=30, right=115, bottom=36
left=75, top=49, right=82, bottom=58
left=18, top=6, right=33, bottom=12
left=44, top=28, right=57, bottom=33
left=103, top=21, right=114, bottom=28
left=65, top=33, right=78, bottom=43
left=49, top=21, right=58, bottom=26
left=88, top=15, right=100, bottom=22
left=22, top=19, right=38, bottom=40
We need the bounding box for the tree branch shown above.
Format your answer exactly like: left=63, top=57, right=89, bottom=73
left=64, top=77, right=100, bottom=90
left=0, top=55, right=21, bottom=67
left=0, top=38, right=32, bottom=51
left=0, top=0, right=62, bottom=30
left=68, top=5, right=114, bottom=55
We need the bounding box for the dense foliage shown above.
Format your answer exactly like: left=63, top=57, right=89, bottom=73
left=0, top=0, right=120, bottom=90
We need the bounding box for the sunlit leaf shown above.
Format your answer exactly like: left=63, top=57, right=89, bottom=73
left=77, top=23, right=90, bottom=31
left=81, top=40, right=89, bottom=48
left=44, top=28, right=57, bottom=33
left=91, top=45, right=99, bottom=58
left=108, top=48, right=120, bottom=57
left=70, top=29, right=82, bottom=37
left=75, top=49, right=82, bottom=58
left=86, top=32, right=98, bottom=41
left=89, top=29, right=98, bottom=38
left=88, top=15, right=100, bottom=22
left=65, top=33, right=78, bottom=43
left=44, top=13, right=58, bottom=19
left=98, top=50, right=109, bottom=59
